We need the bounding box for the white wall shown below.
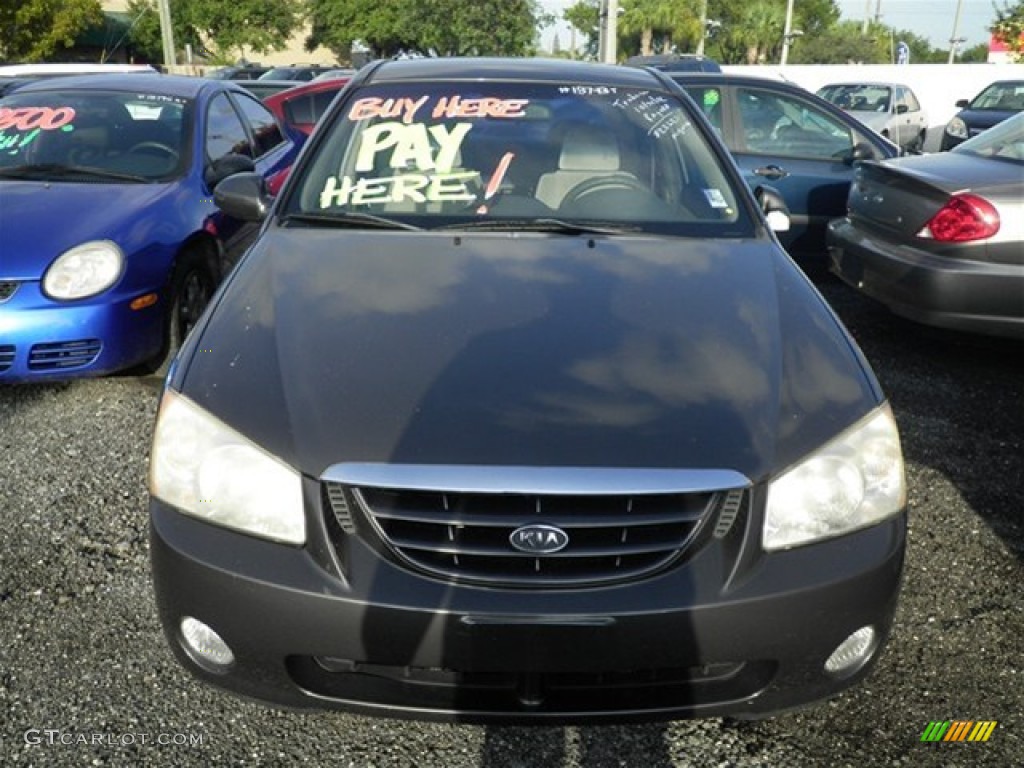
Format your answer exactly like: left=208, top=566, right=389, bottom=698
left=722, top=63, right=1024, bottom=151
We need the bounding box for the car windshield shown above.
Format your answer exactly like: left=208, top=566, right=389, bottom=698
left=286, top=81, right=752, bottom=237
left=818, top=84, right=892, bottom=113
left=970, top=81, right=1024, bottom=111
left=954, top=111, right=1024, bottom=163
left=0, top=89, right=191, bottom=181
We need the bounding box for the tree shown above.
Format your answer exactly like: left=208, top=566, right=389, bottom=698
left=0, top=0, right=103, bottom=61
left=790, top=20, right=888, bottom=63
left=306, top=0, right=545, bottom=60
left=992, top=0, right=1024, bottom=61
left=125, top=0, right=201, bottom=64
left=564, top=0, right=601, bottom=57
left=415, top=0, right=542, bottom=57
left=125, top=0, right=300, bottom=65
left=619, top=0, right=699, bottom=58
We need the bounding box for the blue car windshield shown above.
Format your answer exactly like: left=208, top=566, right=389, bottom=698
left=0, top=89, right=191, bottom=181
left=287, top=82, right=754, bottom=237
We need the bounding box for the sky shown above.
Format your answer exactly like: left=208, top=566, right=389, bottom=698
left=540, top=0, right=999, bottom=53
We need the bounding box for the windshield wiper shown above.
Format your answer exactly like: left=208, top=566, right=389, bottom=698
left=281, top=211, right=424, bottom=231
left=0, top=163, right=148, bottom=183
left=438, top=218, right=640, bottom=235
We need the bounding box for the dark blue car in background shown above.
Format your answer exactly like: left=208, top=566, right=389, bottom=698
left=940, top=79, right=1024, bottom=150
left=668, top=73, right=900, bottom=260
left=0, top=74, right=298, bottom=382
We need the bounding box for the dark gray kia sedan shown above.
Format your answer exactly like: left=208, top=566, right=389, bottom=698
left=148, top=57, right=907, bottom=724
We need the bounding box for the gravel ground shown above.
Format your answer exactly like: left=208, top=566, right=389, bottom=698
left=1, top=274, right=1021, bottom=768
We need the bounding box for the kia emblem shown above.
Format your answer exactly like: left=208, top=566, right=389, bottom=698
left=509, top=524, right=569, bottom=554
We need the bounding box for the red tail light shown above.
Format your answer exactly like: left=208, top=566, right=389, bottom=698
left=918, top=194, right=1000, bottom=242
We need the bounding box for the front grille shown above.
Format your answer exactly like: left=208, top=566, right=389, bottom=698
left=28, top=339, right=102, bottom=371
left=0, top=281, right=18, bottom=302
left=0, top=345, right=14, bottom=373
left=323, top=464, right=749, bottom=587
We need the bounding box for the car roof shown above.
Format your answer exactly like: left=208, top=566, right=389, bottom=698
left=8, top=73, right=226, bottom=99
left=665, top=71, right=804, bottom=89
left=359, top=57, right=664, bottom=88
left=0, top=63, right=157, bottom=77
left=819, top=81, right=908, bottom=88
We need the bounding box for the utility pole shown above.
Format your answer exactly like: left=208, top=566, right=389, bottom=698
left=157, top=0, right=176, bottom=71
left=862, top=0, right=871, bottom=34
left=604, top=0, right=619, bottom=64
left=947, top=0, right=965, bottom=64
left=696, top=0, right=708, bottom=56
left=781, top=0, right=796, bottom=65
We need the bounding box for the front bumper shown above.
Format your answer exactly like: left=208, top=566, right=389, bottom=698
left=150, top=484, right=907, bottom=724
left=0, top=280, right=164, bottom=382
left=827, top=218, right=1024, bottom=339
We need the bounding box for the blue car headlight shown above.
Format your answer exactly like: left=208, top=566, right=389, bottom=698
left=764, top=404, right=905, bottom=551
left=42, top=240, right=124, bottom=300
left=149, top=389, right=306, bottom=545
left=944, top=116, right=968, bottom=140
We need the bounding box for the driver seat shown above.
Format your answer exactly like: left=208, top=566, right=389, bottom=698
left=535, top=124, right=637, bottom=209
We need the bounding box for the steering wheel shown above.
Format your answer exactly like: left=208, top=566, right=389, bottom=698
left=562, top=175, right=649, bottom=208
left=128, top=142, right=179, bottom=162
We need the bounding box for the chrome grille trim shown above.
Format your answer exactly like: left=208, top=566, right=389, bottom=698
left=0, top=344, right=15, bottom=373
left=322, top=463, right=749, bottom=494
left=323, top=464, right=751, bottom=587
left=28, top=339, right=102, bottom=370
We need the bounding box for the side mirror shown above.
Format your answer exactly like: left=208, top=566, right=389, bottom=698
left=955, top=98, right=969, bottom=108
left=214, top=172, right=271, bottom=222
left=895, top=104, right=909, bottom=115
left=205, top=152, right=255, bottom=189
left=755, top=185, right=790, bottom=233
left=841, top=142, right=875, bottom=165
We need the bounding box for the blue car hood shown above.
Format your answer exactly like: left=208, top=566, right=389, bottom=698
left=0, top=181, right=177, bottom=279
left=178, top=230, right=881, bottom=482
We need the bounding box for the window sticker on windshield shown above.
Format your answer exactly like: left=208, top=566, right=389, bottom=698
left=320, top=121, right=481, bottom=207
left=348, top=96, right=529, bottom=124
left=611, top=90, right=690, bottom=139
left=354, top=122, right=471, bottom=172
left=703, top=188, right=729, bottom=209
left=0, top=106, right=76, bottom=154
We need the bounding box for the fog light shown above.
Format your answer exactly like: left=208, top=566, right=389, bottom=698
left=824, top=626, right=876, bottom=677
left=180, top=617, right=234, bottom=672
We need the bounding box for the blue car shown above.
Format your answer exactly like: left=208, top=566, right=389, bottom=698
left=668, top=73, right=899, bottom=259
left=0, top=74, right=299, bottom=382
left=941, top=79, right=1024, bottom=150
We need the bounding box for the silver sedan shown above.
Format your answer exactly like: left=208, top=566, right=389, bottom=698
left=827, top=111, right=1024, bottom=338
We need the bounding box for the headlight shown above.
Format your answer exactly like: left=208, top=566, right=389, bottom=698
left=42, top=240, right=123, bottom=299
left=945, top=116, right=968, bottom=140
left=149, top=389, right=305, bottom=545
left=764, top=404, right=905, bottom=551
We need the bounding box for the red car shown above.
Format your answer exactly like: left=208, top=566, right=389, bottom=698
left=264, top=77, right=350, bottom=136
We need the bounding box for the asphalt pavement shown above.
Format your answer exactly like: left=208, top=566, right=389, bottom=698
left=1, top=273, right=1021, bottom=767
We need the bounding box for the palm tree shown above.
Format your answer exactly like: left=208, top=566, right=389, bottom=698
left=620, top=0, right=698, bottom=57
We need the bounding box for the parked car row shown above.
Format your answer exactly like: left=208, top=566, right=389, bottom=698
left=1, top=62, right=1020, bottom=385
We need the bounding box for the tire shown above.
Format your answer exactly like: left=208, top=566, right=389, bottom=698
left=137, top=246, right=216, bottom=378
left=907, top=130, right=926, bottom=154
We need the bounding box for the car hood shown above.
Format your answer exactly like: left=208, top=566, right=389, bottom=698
left=849, top=111, right=890, bottom=132
left=178, top=230, right=880, bottom=482
left=959, top=109, right=1018, bottom=132
left=0, top=181, right=176, bottom=279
